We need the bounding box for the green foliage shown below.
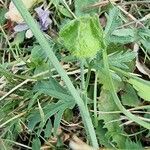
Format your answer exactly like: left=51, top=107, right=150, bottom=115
left=98, top=68, right=122, bottom=91
left=112, top=28, right=134, bottom=37
left=50, top=0, right=60, bottom=8
left=53, top=108, right=64, bottom=135
left=141, top=39, right=150, bottom=54
left=44, top=119, right=52, bottom=138
left=125, top=140, right=143, bottom=150
left=110, top=28, right=137, bottom=44
left=30, top=45, right=51, bottom=74
left=96, top=121, right=112, bottom=148
left=11, top=32, right=25, bottom=46
left=28, top=77, right=75, bottom=136
left=121, top=83, right=140, bottom=107
left=104, top=7, right=137, bottom=44
left=32, top=138, right=41, bottom=150
left=0, top=118, right=22, bottom=142
left=104, top=8, right=150, bottom=45
left=0, top=8, right=7, bottom=25
left=59, top=15, right=104, bottom=58
left=9, top=0, right=100, bottom=147
left=27, top=100, right=74, bottom=132
left=33, top=78, right=75, bottom=102
left=98, top=89, right=126, bottom=148
left=1, top=0, right=150, bottom=149
left=128, top=78, right=150, bottom=101
left=104, top=7, right=122, bottom=41
left=108, top=51, right=136, bottom=69
left=58, top=5, right=73, bottom=18
left=138, top=28, right=150, bottom=54
left=30, top=45, right=47, bottom=66
left=0, top=64, right=15, bottom=81
left=75, top=0, right=98, bottom=16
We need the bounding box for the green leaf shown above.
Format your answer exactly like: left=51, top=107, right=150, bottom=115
left=36, top=101, right=74, bottom=136
left=109, top=35, right=135, bottom=44
left=27, top=101, right=74, bottom=131
left=31, top=45, right=47, bottom=65
left=125, top=140, right=143, bottom=150
left=33, top=62, right=49, bottom=75
left=28, top=112, right=41, bottom=131
left=121, top=83, right=140, bottom=107
left=31, top=78, right=75, bottom=135
left=98, top=89, right=126, bottom=148
left=30, top=44, right=50, bottom=74
left=32, top=138, right=41, bottom=150
left=112, top=28, right=134, bottom=37
left=28, top=92, right=41, bottom=110
left=58, top=5, right=73, bottom=18
left=44, top=119, right=52, bottom=138
left=98, top=68, right=123, bottom=91
left=44, top=101, right=73, bottom=120
left=11, top=32, right=25, bottom=46
left=0, top=65, right=14, bottom=81
left=138, top=28, right=150, bottom=38
left=59, top=15, right=104, bottom=58
left=104, top=8, right=140, bottom=44
left=109, top=28, right=136, bottom=44
left=96, top=121, right=112, bottom=148
left=53, top=109, right=64, bottom=136
left=75, top=0, right=98, bottom=16
left=104, top=7, right=122, bottom=40
left=141, top=39, right=150, bottom=54
left=128, top=78, right=150, bottom=101
left=0, top=8, right=7, bottom=25
left=34, top=78, right=75, bottom=102
left=63, top=109, right=73, bottom=122
left=51, top=0, right=60, bottom=8
left=109, top=51, right=136, bottom=69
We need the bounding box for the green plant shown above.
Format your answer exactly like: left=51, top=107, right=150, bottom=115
left=12, top=0, right=99, bottom=148
left=0, top=0, right=150, bottom=149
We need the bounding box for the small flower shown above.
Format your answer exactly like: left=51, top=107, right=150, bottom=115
left=14, top=23, right=29, bottom=32
left=35, top=7, right=52, bottom=31
left=13, top=6, right=52, bottom=38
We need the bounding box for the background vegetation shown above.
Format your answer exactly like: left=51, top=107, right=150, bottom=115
left=0, top=0, right=150, bottom=149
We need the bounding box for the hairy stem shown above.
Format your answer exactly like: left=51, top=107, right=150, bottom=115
left=94, top=73, right=98, bottom=127
left=103, top=47, right=150, bottom=129
left=85, top=66, right=92, bottom=91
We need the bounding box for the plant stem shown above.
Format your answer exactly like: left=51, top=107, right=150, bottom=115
left=0, top=25, right=17, bottom=59
left=85, top=66, right=92, bottom=91
left=80, top=60, right=87, bottom=106
left=94, top=73, right=98, bottom=127
left=112, top=66, right=148, bottom=81
left=80, top=60, right=90, bottom=131
left=80, top=60, right=86, bottom=93
left=62, top=0, right=77, bottom=19
left=102, top=47, right=150, bottom=129
left=12, top=0, right=99, bottom=147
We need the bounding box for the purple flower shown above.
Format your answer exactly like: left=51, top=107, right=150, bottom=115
left=35, top=7, right=52, bottom=31
left=13, top=6, right=52, bottom=38
left=14, top=23, right=29, bottom=32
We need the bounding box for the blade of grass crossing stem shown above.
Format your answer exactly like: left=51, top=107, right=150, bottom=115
left=103, top=46, right=150, bottom=129
left=12, top=0, right=99, bottom=148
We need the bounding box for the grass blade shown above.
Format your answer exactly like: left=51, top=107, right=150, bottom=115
left=12, top=0, right=98, bottom=148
